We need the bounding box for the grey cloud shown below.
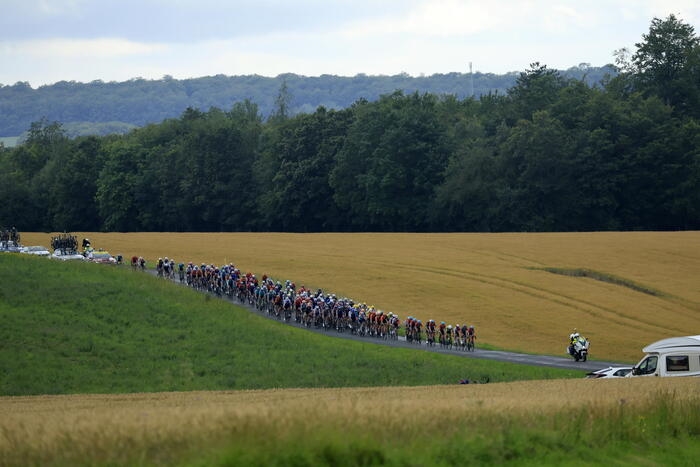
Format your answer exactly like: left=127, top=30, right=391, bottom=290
left=1, top=0, right=408, bottom=43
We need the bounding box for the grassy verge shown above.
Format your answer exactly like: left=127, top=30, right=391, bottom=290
left=0, top=254, right=578, bottom=396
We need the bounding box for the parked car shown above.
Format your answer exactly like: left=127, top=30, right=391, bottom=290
left=0, top=241, right=21, bottom=253
left=20, top=245, right=51, bottom=256
left=88, top=250, right=117, bottom=264
left=628, top=335, right=700, bottom=377
left=585, top=366, right=633, bottom=379
left=51, top=249, right=87, bottom=261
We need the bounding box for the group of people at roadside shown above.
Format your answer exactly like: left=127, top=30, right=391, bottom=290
left=0, top=226, right=19, bottom=245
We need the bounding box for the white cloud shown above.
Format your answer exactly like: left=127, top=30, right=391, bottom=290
left=37, top=0, right=85, bottom=15
left=617, top=0, right=700, bottom=22
left=7, top=38, right=168, bottom=59
left=23, top=0, right=87, bottom=16
left=339, top=0, right=507, bottom=38
left=392, top=0, right=506, bottom=37
left=540, top=4, right=594, bottom=34
left=337, top=0, right=614, bottom=40
left=646, top=0, right=700, bottom=17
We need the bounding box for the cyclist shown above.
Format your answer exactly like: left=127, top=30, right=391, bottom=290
left=405, top=316, right=414, bottom=342
left=390, top=313, right=400, bottom=339
left=426, top=319, right=436, bottom=345
left=414, top=319, right=423, bottom=344
left=467, top=325, right=476, bottom=349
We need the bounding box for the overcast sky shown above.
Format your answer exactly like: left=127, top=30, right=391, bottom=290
left=2, top=0, right=699, bottom=87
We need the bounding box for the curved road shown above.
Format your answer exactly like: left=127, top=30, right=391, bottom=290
left=150, top=269, right=627, bottom=373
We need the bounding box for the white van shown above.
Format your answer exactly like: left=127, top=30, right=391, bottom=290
left=629, top=335, right=700, bottom=377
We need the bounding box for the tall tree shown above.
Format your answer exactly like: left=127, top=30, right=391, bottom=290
left=45, top=136, right=104, bottom=230
left=14, top=119, right=71, bottom=229
left=254, top=106, right=350, bottom=231
left=95, top=138, right=144, bottom=231
left=270, top=78, right=293, bottom=122
left=497, top=110, right=577, bottom=231
left=331, top=92, right=449, bottom=231
left=632, top=14, right=700, bottom=114
left=433, top=115, right=503, bottom=231
left=506, top=63, right=567, bottom=122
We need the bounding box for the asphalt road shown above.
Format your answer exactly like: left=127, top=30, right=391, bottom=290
left=150, top=269, right=627, bottom=373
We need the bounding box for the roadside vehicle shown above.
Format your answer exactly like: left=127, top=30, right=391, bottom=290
left=0, top=241, right=21, bottom=253
left=567, top=333, right=590, bottom=362
left=88, top=250, right=117, bottom=264
left=585, top=366, right=633, bottom=378
left=51, top=249, right=87, bottom=261
left=20, top=245, right=51, bottom=256
left=629, top=335, right=700, bottom=377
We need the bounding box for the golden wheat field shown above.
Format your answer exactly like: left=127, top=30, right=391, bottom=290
left=24, top=231, right=700, bottom=362
left=1, top=378, right=698, bottom=465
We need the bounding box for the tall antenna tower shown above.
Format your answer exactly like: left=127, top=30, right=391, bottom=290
left=469, top=62, right=474, bottom=98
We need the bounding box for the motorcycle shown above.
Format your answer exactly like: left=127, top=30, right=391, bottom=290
left=567, top=335, right=590, bottom=362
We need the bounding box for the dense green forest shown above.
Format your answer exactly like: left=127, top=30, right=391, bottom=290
left=0, top=66, right=616, bottom=138
left=1, top=15, right=698, bottom=233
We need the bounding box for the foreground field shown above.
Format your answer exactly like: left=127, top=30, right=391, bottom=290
left=24, top=231, right=700, bottom=362
left=2, top=378, right=698, bottom=466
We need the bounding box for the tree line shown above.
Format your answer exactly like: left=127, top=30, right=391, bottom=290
left=0, top=15, right=698, bottom=233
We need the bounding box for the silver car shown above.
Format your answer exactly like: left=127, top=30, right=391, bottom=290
left=51, top=249, right=87, bottom=261
left=585, top=366, right=633, bottom=378
left=0, top=241, right=21, bottom=253
left=20, top=245, right=51, bottom=256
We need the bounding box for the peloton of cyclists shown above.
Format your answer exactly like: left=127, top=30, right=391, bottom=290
left=157, top=254, right=479, bottom=349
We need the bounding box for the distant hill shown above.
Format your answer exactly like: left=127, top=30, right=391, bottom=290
left=0, top=65, right=616, bottom=137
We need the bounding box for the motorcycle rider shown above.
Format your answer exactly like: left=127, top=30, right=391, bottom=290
left=568, top=330, right=579, bottom=356
left=568, top=329, right=588, bottom=360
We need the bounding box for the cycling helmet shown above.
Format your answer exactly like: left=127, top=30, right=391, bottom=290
left=447, top=325, right=452, bottom=329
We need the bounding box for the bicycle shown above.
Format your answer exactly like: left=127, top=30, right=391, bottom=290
left=467, top=334, right=476, bottom=352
